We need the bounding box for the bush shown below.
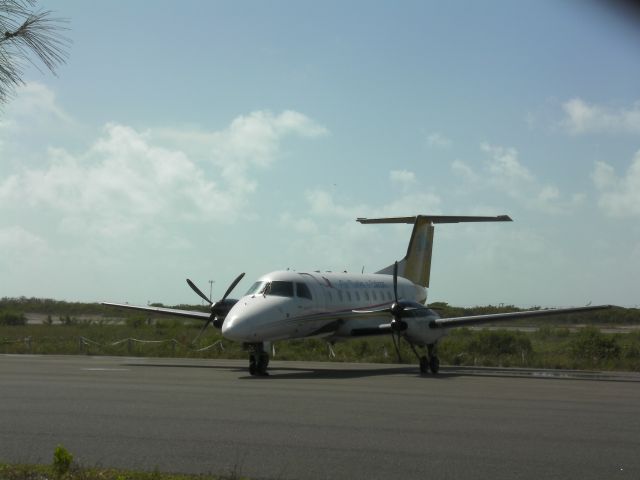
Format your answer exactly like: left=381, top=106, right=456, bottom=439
left=468, top=330, right=533, bottom=357
left=439, top=328, right=533, bottom=366
left=0, top=311, right=26, bottom=326
left=53, top=444, right=73, bottom=476
left=621, top=332, right=640, bottom=359
left=570, top=327, right=620, bottom=361
left=126, top=316, right=146, bottom=329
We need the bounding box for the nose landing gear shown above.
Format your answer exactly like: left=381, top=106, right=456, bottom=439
left=247, top=343, right=270, bottom=376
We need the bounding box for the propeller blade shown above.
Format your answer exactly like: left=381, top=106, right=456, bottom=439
left=186, top=279, right=213, bottom=305
left=393, top=261, right=398, bottom=303
left=221, top=272, right=245, bottom=301
left=391, top=331, right=402, bottom=363
left=192, top=318, right=213, bottom=344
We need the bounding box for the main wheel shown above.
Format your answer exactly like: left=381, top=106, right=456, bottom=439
left=429, top=355, right=440, bottom=374
left=257, top=353, right=270, bottom=376
left=419, top=356, right=429, bottom=374
left=249, top=355, right=257, bottom=375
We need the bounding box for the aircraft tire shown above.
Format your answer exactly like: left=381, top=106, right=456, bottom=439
left=419, top=356, right=429, bottom=374
left=429, top=355, right=440, bottom=374
left=257, top=353, right=269, bottom=376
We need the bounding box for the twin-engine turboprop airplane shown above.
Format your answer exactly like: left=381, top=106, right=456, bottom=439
left=103, top=215, right=609, bottom=376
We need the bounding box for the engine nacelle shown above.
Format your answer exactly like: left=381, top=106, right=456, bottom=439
left=403, top=316, right=447, bottom=346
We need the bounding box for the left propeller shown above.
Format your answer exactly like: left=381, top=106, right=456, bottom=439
left=187, top=272, right=245, bottom=343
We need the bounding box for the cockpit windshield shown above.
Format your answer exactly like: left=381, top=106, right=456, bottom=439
left=245, top=280, right=298, bottom=298
left=245, top=281, right=266, bottom=296
left=264, top=281, right=294, bottom=297
left=245, top=280, right=296, bottom=297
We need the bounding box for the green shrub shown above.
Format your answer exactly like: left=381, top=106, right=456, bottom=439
left=570, top=327, right=620, bottom=361
left=621, top=332, right=640, bottom=359
left=0, top=311, right=26, bottom=326
left=468, top=330, right=532, bottom=357
left=53, top=444, right=73, bottom=476
left=126, top=316, right=146, bottom=329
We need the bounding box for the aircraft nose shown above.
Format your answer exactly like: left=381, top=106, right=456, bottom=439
left=221, top=313, right=252, bottom=342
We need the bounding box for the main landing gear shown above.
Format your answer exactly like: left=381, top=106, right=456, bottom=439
left=247, top=343, right=270, bottom=376
left=410, top=342, right=440, bottom=375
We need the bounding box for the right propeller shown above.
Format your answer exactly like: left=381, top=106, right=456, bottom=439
left=187, top=272, right=245, bottom=343
left=388, top=261, right=408, bottom=361
left=390, top=261, right=409, bottom=333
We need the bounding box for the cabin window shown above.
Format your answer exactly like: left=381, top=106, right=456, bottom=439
left=346, top=291, right=352, bottom=301
left=372, top=290, right=378, bottom=301
left=337, top=290, right=344, bottom=302
left=246, top=281, right=267, bottom=295
left=387, top=291, right=393, bottom=301
left=296, top=282, right=312, bottom=300
left=265, top=281, right=294, bottom=297
left=355, top=291, right=361, bottom=301
left=364, top=291, right=370, bottom=301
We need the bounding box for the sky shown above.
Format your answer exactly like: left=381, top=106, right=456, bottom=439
left=1, top=0, right=640, bottom=308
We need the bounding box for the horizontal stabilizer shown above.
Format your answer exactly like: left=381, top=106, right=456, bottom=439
left=357, top=215, right=512, bottom=224
left=360, top=214, right=512, bottom=288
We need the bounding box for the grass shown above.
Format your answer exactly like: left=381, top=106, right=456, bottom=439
left=2, top=321, right=640, bottom=371
left=0, top=462, right=248, bottom=480
left=0, top=444, right=250, bottom=480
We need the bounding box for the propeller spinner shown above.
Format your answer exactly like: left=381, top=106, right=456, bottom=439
left=187, top=272, right=245, bottom=343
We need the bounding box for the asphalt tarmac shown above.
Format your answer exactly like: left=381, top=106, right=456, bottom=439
left=1, top=355, right=639, bottom=479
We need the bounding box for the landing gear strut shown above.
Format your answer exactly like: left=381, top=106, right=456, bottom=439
left=413, top=343, right=440, bottom=375
left=247, top=343, right=269, bottom=376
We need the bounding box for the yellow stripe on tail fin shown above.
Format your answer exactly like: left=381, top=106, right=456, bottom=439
left=357, top=214, right=512, bottom=288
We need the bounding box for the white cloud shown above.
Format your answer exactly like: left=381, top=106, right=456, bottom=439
left=389, top=169, right=417, bottom=190
left=0, top=87, right=330, bottom=301
left=592, top=151, right=640, bottom=217
left=305, top=189, right=363, bottom=219
left=0, top=82, right=80, bottom=168
left=480, top=143, right=535, bottom=196
left=3, top=82, right=72, bottom=126
left=279, top=213, right=319, bottom=235
left=426, top=132, right=452, bottom=148
left=149, top=110, right=328, bottom=199
left=0, top=88, right=329, bottom=246
left=562, top=98, right=640, bottom=135
left=451, top=159, right=478, bottom=183
left=0, top=123, right=227, bottom=237
left=277, top=184, right=443, bottom=274
left=0, top=82, right=74, bottom=143
left=451, top=143, right=585, bottom=214
left=0, top=226, right=48, bottom=256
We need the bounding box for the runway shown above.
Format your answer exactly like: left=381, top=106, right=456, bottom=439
left=1, top=355, right=639, bottom=479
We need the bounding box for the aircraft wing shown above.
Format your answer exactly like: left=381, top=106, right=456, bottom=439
left=430, top=305, right=611, bottom=329
left=101, top=302, right=210, bottom=321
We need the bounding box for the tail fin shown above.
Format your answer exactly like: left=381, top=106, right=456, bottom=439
left=357, top=215, right=512, bottom=288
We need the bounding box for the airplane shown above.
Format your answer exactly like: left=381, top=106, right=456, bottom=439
left=103, top=214, right=610, bottom=376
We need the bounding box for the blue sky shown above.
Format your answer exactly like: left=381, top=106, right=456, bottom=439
left=1, top=1, right=639, bottom=307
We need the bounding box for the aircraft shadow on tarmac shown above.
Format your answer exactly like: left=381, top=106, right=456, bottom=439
left=121, top=361, right=454, bottom=380
left=243, top=366, right=456, bottom=380
left=120, top=361, right=640, bottom=382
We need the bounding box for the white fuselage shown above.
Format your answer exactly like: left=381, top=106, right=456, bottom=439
left=221, top=270, right=444, bottom=345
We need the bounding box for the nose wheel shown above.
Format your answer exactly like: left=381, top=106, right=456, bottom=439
left=247, top=343, right=270, bottom=376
